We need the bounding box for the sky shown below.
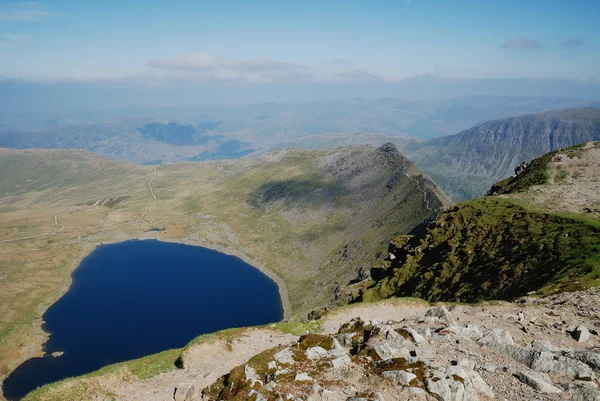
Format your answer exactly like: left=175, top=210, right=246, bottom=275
left=1, top=0, right=599, bottom=110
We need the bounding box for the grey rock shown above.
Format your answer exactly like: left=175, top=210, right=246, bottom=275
left=274, top=347, right=295, bottom=365
left=573, top=325, right=590, bottom=343
left=426, top=305, right=449, bottom=318
left=245, top=365, right=261, bottom=384
left=569, top=351, right=600, bottom=370
left=530, top=340, right=561, bottom=352
left=563, top=383, right=600, bottom=401
left=477, top=328, right=514, bottom=347
left=328, top=338, right=348, bottom=358
left=295, top=372, right=315, bottom=382
left=370, top=342, right=410, bottom=360
left=404, top=327, right=426, bottom=344
left=331, top=354, right=353, bottom=370
left=381, top=370, right=417, bottom=386
left=248, top=390, right=268, bottom=401
left=529, top=351, right=595, bottom=380
left=174, top=384, right=196, bottom=401
left=306, top=346, right=329, bottom=360
left=516, top=370, right=562, bottom=394
left=334, top=333, right=356, bottom=348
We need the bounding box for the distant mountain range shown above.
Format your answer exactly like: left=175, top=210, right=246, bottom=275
left=403, top=107, right=600, bottom=201
left=0, top=96, right=596, bottom=165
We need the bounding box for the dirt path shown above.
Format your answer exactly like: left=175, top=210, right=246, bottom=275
left=0, top=209, right=68, bottom=244
left=140, top=167, right=158, bottom=221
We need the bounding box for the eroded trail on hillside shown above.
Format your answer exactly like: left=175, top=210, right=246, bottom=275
left=140, top=167, right=158, bottom=221
left=0, top=209, right=68, bottom=244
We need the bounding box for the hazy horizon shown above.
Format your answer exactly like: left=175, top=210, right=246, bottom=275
left=1, top=1, right=599, bottom=112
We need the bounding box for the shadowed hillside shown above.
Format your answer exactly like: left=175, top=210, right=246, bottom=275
left=359, top=142, right=600, bottom=304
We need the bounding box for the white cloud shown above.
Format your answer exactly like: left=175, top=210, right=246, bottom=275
left=148, top=52, right=311, bottom=83
left=148, top=52, right=229, bottom=71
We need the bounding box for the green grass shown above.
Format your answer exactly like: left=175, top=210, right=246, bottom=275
left=360, top=197, right=600, bottom=303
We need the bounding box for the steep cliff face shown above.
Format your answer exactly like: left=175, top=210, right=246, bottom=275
left=360, top=142, right=600, bottom=304
left=405, top=108, right=600, bottom=201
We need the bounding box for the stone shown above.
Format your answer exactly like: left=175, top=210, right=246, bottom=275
left=516, top=370, right=562, bottom=394
left=334, top=333, right=356, bottom=348
left=531, top=340, right=560, bottom=352
left=306, top=346, right=329, bottom=360
left=426, top=305, right=449, bottom=318
left=404, top=327, right=426, bottom=344
left=529, top=351, right=595, bottom=380
left=477, top=328, right=514, bottom=347
left=248, top=389, right=268, bottom=401
left=569, top=351, right=600, bottom=370
left=328, top=338, right=348, bottom=358
left=268, top=361, right=278, bottom=370
left=295, top=372, right=315, bottom=382
left=567, top=384, right=600, bottom=401
left=370, top=343, right=410, bottom=360
left=174, top=384, right=196, bottom=401
left=274, top=347, right=295, bottom=365
left=573, top=325, right=590, bottom=343
left=382, top=370, right=417, bottom=386
left=331, top=354, right=353, bottom=370
left=245, top=365, right=261, bottom=384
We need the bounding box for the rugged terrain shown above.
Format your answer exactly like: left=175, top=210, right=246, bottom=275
left=360, top=141, right=600, bottom=305
left=20, top=292, right=600, bottom=401
left=404, top=108, right=600, bottom=201
left=0, top=143, right=448, bottom=398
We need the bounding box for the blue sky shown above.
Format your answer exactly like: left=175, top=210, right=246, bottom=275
left=1, top=0, right=598, bottom=82
left=0, top=1, right=599, bottom=111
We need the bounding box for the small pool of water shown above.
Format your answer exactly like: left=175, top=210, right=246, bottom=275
left=2, top=239, right=283, bottom=400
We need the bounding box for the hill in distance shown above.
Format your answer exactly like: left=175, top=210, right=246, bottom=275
left=0, top=96, right=594, bottom=166
left=404, top=107, right=600, bottom=201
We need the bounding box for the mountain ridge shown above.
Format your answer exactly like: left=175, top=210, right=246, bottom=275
left=404, top=107, right=600, bottom=201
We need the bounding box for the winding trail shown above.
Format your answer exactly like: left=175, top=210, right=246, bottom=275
left=140, top=167, right=158, bottom=221
left=0, top=209, right=68, bottom=244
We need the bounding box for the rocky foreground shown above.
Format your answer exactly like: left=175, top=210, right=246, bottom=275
left=21, top=290, right=600, bottom=401
left=170, top=290, right=600, bottom=401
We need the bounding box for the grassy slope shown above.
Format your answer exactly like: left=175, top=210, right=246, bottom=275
left=360, top=142, right=600, bottom=303
left=0, top=144, right=448, bottom=396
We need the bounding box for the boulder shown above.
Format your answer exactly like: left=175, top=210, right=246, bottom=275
left=331, top=354, right=353, bottom=370
left=370, top=343, right=411, bottom=360
left=174, top=384, right=196, bottom=401
left=530, top=340, right=560, bottom=352
left=573, top=326, right=590, bottom=343
left=334, top=333, right=356, bottom=348
left=404, top=327, right=426, bottom=344
left=306, top=346, right=329, bottom=360
left=294, top=372, right=315, bottom=382
left=569, top=351, right=600, bottom=370
left=245, top=365, right=260, bottom=384
left=515, top=370, right=562, bottom=394
left=381, top=370, right=417, bottom=386
left=426, top=305, right=450, bottom=318
left=274, top=347, right=295, bottom=365
left=477, top=328, right=514, bottom=347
